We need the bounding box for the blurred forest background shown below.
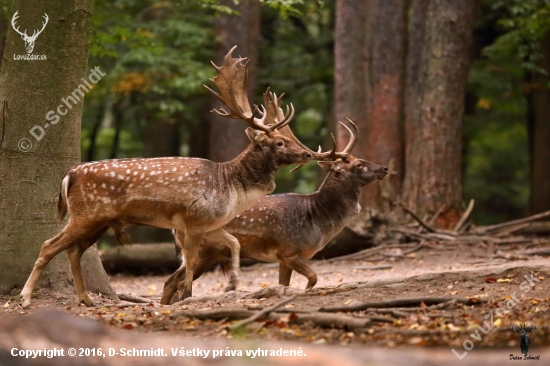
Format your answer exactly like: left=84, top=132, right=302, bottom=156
left=0, top=0, right=549, bottom=236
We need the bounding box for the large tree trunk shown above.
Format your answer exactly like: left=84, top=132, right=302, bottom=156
left=362, top=0, right=407, bottom=211
left=0, top=1, right=116, bottom=300
left=404, top=0, right=430, bottom=186
left=401, top=0, right=476, bottom=228
left=0, top=14, right=6, bottom=68
left=334, top=0, right=370, bottom=156
left=208, top=0, right=261, bottom=162
left=527, top=33, right=550, bottom=214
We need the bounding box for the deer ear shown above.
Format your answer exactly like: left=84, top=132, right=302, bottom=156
left=318, top=161, right=343, bottom=173
left=245, top=128, right=267, bottom=143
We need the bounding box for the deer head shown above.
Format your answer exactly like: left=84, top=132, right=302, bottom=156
left=205, top=46, right=347, bottom=168
left=11, top=11, right=49, bottom=54
left=511, top=324, right=537, bottom=337
left=318, top=119, right=388, bottom=185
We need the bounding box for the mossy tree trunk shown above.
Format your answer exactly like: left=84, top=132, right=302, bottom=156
left=0, top=0, right=117, bottom=300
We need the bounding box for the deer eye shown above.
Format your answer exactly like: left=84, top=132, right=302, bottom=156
left=276, top=141, right=284, bottom=147
left=357, top=164, right=362, bottom=168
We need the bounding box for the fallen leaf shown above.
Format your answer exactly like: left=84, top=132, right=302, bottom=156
left=485, top=277, right=496, bottom=283
left=497, top=278, right=512, bottom=283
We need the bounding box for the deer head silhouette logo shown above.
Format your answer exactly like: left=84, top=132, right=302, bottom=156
left=11, top=11, right=49, bottom=54
left=511, top=324, right=537, bottom=356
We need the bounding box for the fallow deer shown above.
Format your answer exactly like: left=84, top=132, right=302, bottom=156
left=20, top=47, right=346, bottom=308
left=161, top=119, right=388, bottom=304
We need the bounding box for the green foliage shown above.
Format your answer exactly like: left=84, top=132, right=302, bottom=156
left=465, top=4, right=532, bottom=224
left=484, top=0, right=550, bottom=73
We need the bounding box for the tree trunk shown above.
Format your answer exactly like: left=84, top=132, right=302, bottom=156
left=208, top=0, right=260, bottom=162
left=401, top=0, right=476, bottom=228
left=527, top=33, right=550, bottom=214
left=143, top=118, right=179, bottom=158
left=334, top=0, right=370, bottom=155
left=362, top=0, right=407, bottom=211
left=0, top=14, right=6, bottom=68
left=0, top=1, right=116, bottom=300
left=404, top=0, right=430, bottom=184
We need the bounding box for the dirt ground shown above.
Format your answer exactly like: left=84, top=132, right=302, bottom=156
left=2, top=241, right=549, bottom=364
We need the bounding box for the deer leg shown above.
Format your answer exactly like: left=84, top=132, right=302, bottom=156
left=279, top=263, right=293, bottom=286
left=180, top=231, right=203, bottom=300
left=161, top=232, right=185, bottom=304
left=203, top=229, right=241, bottom=292
left=66, top=226, right=108, bottom=307
left=21, top=221, right=102, bottom=308
left=279, top=257, right=317, bottom=289
left=161, top=267, right=183, bottom=305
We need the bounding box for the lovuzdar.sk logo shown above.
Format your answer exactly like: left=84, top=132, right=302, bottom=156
left=510, top=324, right=540, bottom=360
left=11, top=10, right=48, bottom=60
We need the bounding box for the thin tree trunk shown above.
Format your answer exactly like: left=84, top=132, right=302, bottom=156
left=362, top=0, right=407, bottom=210
left=110, top=99, right=123, bottom=159
left=0, top=1, right=116, bottom=299
left=208, top=0, right=261, bottom=162
left=527, top=33, right=550, bottom=214
left=85, top=102, right=105, bottom=161
left=401, top=0, right=476, bottom=228
left=143, top=118, right=179, bottom=158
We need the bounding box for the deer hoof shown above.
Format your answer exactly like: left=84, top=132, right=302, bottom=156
left=21, top=296, right=32, bottom=309
left=79, top=296, right=94, bottom=307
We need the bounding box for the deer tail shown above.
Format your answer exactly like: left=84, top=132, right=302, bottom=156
left=56, top=173, right=72, bottom=221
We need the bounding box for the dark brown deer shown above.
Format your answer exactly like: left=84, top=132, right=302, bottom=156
left=161, top=120, right=387, bottom=304
left=20, top=47, right=345, bottom=308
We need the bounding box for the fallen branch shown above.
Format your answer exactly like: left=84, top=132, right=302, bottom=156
left=399, top=203, right=436, bottom=233
left=325, top=243, right=389, bottom=263
left=290, top=312, right=372, bottom=329
left=353, top=265, right=393, bottom=270
left=453, top=199, right=475, bottom=232
left=319, top=296, right=486, bottom=313
left=172, top=308, right=254, bottom=321
left=475, top=210, right=550, bottom=234
left=228, top=295, right=297, bottom=330
left=117, top=293, right=155, bottom=304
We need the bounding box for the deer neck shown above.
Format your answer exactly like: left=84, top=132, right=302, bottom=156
left=313, top=173, right=361, bottom=217
left=222, top=143, right=278, bottom=194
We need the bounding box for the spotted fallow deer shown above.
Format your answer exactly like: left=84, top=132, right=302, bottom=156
left=161, top=119, right=388, bottom=304
left=20, top=47, right=346, bottom=308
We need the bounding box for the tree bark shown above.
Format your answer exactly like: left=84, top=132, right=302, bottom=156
left=334, top=0, right=370, bottom=155
left=404, top=0, right=430, bottom=182
left=0, top=14, right=6, bottom=68
left=527, top=33, right=550, bottom=214
left=401, top=0, right=476, bottom=228
left=0, top=0, right=116, bottom=300
left=208, top=0, right=261, bottom=162
left=362, top=0, right=407, bottom=210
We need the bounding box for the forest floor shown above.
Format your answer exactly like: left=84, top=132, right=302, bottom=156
left=2, top=240, right=550, bottom=365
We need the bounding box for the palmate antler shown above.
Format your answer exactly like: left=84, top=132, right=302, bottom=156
left=511, top=324, right=538, bottom=333
left=261, top=88, right=349, bottom=167
left=204, top=46, right=292, bottom=133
